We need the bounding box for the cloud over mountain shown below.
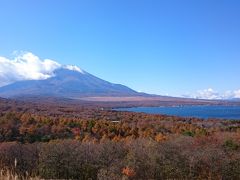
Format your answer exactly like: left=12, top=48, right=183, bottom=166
left=0, top=52, right=83, bottom=87
left=195, top=88, right=220, bottom=99
left=183, top=88, right=240, bottom=100
left=232, top=90, right=240, bottom=98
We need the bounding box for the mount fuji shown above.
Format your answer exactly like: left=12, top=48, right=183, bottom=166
left=0, top=67, right=140, bottom=98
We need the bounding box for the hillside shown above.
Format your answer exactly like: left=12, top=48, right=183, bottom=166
left=0, top=97, right=240, bottom=179
left=0, top=68, right=139, bottom=98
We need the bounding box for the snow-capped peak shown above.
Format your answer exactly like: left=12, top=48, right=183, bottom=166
left=0, top=52, right=86, bottom=87
left=64, top=65, right=85, bottom=74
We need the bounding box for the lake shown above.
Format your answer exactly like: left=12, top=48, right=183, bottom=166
left=116, top=106, right=240, bottom=120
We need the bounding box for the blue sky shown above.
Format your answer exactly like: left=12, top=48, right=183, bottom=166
left=0, top=0, right=240, bottom=97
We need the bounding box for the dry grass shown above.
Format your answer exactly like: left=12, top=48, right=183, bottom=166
left=0, top=169, right=41, bottom=180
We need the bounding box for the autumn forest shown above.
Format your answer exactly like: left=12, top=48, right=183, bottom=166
left=0, top=98, right=239, bottom=179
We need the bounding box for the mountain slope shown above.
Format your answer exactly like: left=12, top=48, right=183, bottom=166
left=0, top=68, right=138, bottom=98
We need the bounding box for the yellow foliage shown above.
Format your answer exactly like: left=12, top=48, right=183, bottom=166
left=155, top=133, right=166, bottom=142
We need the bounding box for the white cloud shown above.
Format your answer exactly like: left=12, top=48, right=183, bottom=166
left=195, top=88, right=220, bottom=99
left=0, top=52, right=83, bottom=87
left=183, top=88, right=240, bottom=100
left=233, top=90, right=240, bottom=98
left=65, top=65, right=85, bottom=73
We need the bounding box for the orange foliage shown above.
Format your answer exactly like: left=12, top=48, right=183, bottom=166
left=155, top=133, right=166, bottom=142
left=122, top=167, right=136, bottom=177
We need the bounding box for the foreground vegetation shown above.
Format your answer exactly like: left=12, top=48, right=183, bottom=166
left=0, top=98, right=240, bottom=179
left=0, top=135, right=240, bottom=179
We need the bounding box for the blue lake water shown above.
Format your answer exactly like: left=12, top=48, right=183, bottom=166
left=116, top=106, right=240, bottom=120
